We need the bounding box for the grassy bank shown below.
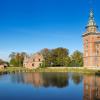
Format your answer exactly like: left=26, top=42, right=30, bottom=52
left=0, top=67, right=100, bottom=75
left=37, top=67, right=100, bottom=74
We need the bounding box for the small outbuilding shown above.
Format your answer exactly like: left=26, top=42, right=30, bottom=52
left=23, top=53, right=44, bottom=69
left=0, top=64, right=8, bottom=69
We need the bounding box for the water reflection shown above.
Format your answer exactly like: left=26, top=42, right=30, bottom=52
left=42, top=73, right=69, bottom=88
left=10, top=72, right=100, bottom=100
left=10, top=72, right=83, bottom=88
left=84, top=75, right=100, bottom=100
left=10, top=72, right=68, bottom=88
left=1, top=72, right=100, bottom=100
left=71, top=73, right=83, bottom=85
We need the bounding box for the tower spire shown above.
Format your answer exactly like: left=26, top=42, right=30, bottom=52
left=87, top=8, right=97, bottom=27
left=85, top=7, right=98, bottom=33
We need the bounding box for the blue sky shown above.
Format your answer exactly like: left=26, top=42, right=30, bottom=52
left=0, top=0, right=100, bottom=60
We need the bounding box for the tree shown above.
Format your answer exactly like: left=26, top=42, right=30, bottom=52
left=64, top=56, right=71, bottom=67
left=9, top=52, right=16, bottom=59
left=9, top=52, right=27, bottom=67
left=0, top=59, right=4, bottom=65
left=70, top=50, right=83, bottom=67
left=51, top=47, right=69, bottom=67
left=40, top=47, right=69, bottom=67
left=40, top=48, right=52, bottom=67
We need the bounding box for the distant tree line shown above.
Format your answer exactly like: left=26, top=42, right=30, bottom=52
left=40, top=48, right=83, bottom=67
left=9, top=52, right=27, bottom=67
left=9, top=47, right=83, bottom=67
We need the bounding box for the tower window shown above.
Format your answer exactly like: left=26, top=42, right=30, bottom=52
left=86, top=52, right=88, bottom=56
left=96, top=44, right=99, bottom=49
left=86, top=40, right=88, bottom=50
left=96, top=50, right=99, bottom=55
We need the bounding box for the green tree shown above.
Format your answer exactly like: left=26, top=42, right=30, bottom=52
left=40, top=47, right=70, bottom=67
left=70, top=50, right=83, bottom=67
left=0, top=59, right=4, bottom=65
left=40, top=48, right=52, bottom=67
left=9, top=52, right=27, bottom=67
left=51, top=47, right=69, bottom=67
left=64, top=56, right=71, bottom=67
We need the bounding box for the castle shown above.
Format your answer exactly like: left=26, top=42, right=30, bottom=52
left=83, top=9, right=100, bottom=68
left=23, top=9, right=100, bottom=69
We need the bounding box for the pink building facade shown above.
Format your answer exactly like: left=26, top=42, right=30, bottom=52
left=83, top=9, right=100, bottom=68
left=23, top=53, right=44, bottom=69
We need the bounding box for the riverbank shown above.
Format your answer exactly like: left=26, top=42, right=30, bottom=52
left=0, top=67, right=100, bottom=75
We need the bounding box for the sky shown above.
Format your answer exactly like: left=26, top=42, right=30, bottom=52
left=0, top=0, right=100, bottom=61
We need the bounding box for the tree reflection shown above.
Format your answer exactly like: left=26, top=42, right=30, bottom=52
left=9, top=72, right=100, bottom=100
left=11, top=72, right=25, bottom=84
left=42, top=72, right=69, bottom=88
left=10, top=72, right=69, bottom=88
left=71, top=73, right=83, bottom=85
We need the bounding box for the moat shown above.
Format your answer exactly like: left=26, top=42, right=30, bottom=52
left=0, top=72, right=99, bottom=100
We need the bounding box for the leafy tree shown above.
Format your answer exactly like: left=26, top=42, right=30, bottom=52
left=51, top=48, right=69, bottom=67
left=9, top=52, right=27, bottom=67
left=64, top=56, right=71, bottom=67
left=70, top=50, right=83, bottom=67
left=40, top=47, right=69, bottom=67
left=40, top=48, right=52, bottom=67
left=9, top=52, right=16, bottom=59
left=0, top=59, right=4, bottom=65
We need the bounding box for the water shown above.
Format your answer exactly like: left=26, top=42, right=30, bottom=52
left=0, top=72, right=99, bottom=100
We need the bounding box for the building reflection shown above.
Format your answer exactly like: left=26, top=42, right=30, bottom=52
left=84, top=75, right=100, bottom=100
left=10, top=72, right=100, bottom=100
left=10, top=72, right=69, bottom=88
left=24, top=72, right=43, bottom=87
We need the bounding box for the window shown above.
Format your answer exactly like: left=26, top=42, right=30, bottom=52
left=96, top=44, right=99, bottom=55
left=86, top=40, right=88, bottom=49
left=86, top=52, right=88, bottom=56
left=32, top=64, right=34, bottom=67
left=39, top=59, right=41, bottom=61
left=96, top=44, right=99, bottom=49
left=90, top=28, right=94, bottom=32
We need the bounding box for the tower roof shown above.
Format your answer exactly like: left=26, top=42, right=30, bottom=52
left=87, top=9, right=97, bottom=27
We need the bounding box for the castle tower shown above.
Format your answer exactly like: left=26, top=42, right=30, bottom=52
left=83, top=9, right=100, bottom=68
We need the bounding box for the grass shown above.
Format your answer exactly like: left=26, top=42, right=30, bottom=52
left=0, top=67, right=100, bottom=74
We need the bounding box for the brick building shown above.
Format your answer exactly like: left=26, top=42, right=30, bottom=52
left=83, top=9, right=100, bottom=68
left=23, top=53, right=44, bottom=69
